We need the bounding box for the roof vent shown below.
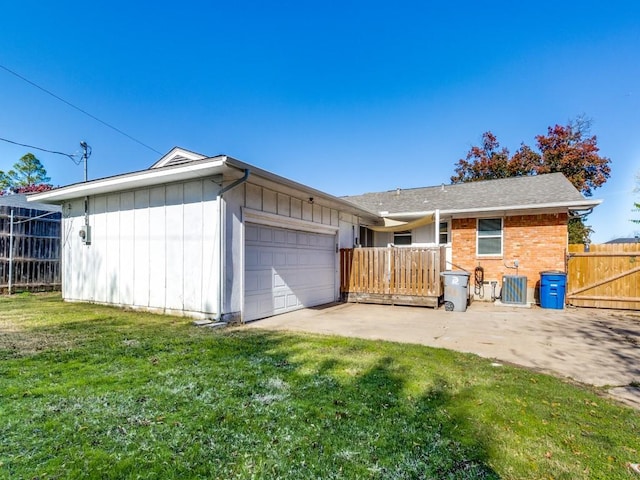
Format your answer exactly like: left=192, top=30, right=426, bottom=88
left=163, top=154, right=194, bottom=167
left=441, top=183, right=445, bottom=191
left=396, top=187, right=401, bottom=196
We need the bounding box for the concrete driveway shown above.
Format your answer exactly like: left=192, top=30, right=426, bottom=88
left=244, top=301, right=640, bottom=409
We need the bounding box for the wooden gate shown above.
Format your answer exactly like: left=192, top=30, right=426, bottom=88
left=567, top=243, right=640, bottom=310
left=340, top=246, right=445, bottom=307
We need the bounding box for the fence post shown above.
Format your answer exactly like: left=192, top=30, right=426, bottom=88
left=8, top=209, right=14, bottom=295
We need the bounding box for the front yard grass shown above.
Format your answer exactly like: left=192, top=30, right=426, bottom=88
left=1, top=293, right=639, bottom=479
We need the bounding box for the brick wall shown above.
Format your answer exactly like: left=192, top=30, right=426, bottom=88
left=451, top=213, right=568, bottom=302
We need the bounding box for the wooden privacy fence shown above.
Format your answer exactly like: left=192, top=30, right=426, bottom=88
left=567, top=243, right=640, bottom=310
left=340, top=246, right=445, bottom=307
left=0, top=205, right=62, bottom=293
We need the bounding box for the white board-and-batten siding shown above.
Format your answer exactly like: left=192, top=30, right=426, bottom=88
left=60, top=175, right=362, bottom=321
left=244, top=183, right=338, bottom=227
left=63, top=179, right=220, bottom=318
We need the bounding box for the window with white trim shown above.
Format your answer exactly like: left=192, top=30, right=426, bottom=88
left=393, top=230, right=412, bottom=245
left=477, top=218, right=503, bottom=256
left=438, top=220, right=450, bottom=245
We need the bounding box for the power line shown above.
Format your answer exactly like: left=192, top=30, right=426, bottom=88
left=0, top=136, right=82, bottom=165
left=0, top=63, right=163, bottom=155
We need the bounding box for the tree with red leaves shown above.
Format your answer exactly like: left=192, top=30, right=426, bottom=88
left=452, top=118, right=611, bottom=197
left=11, top=183, right=53, bottom=194
left=451, top=118, right=611, bottom=243
left=450, top=132, right=541, bottom=183
left=534, top=118, right=611, bottom=197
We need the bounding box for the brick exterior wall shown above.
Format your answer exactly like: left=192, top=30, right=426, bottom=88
left=451, top=213, right=568, bottom=302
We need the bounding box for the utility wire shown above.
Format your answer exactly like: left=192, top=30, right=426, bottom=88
left=0, top=63, right=163, bottom=155
left=0, top=136, right=81, bottom=164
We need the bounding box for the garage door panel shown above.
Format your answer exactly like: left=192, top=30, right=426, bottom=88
left=259, top=228, right=272, bottom=242
left=245, top=225, right=259, bottom=241
left=243, top=270, right=272, bottom=291
left=297, top=233, right=309, bottom=246
left=273, top=294, right=286, bottom=310
left=286, top=293, right=299, bottom=308
left=244, top=275, right=259, bottom=291
left=245, top=224, right=335, bottom=321
left=274, top=252, right=286, bottom=266
left=274, top=273, right=287, bottom=288
left=274, top=229, right=287, bottom=243
left=245, top=251, right=259, bottom=267
left=293, top=286, right=333, bottom=306
left=259, top=271, right=274, bottom=290
left=259, top=252, right=273, bottom=266
left=244, top=293, right=267, bottom=319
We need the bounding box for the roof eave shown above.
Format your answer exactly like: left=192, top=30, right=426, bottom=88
left=26, top=155, right=380, bottom=221
left=27, top=156, right=229, bottom=203
left=382, top=199, right=602, bottom=219
left=224, top=157, right=380, bottom=221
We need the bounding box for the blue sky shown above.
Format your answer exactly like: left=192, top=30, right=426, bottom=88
left=1, top=1, right=638, bottom=242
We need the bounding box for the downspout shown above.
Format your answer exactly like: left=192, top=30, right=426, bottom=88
left=216, top=168, right=250, bottom=321
left=570, top=207, right=593, bottom=219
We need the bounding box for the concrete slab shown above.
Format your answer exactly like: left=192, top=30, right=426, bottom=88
left=244, top=301, right=640, bottom=409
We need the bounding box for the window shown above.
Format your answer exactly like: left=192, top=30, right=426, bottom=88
left=438, top=221, right=450, bottom=245
left=477, top=218, right=503, bottom=255
left=358, top=226, right=374, bottom=247
left=393, top=230, right=412, bottom=245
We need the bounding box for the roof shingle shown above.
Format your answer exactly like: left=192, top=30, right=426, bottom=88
left=342, top=173, right=591, bottom=215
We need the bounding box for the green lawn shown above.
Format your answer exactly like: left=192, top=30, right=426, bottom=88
left=1, top=293, right=639, bottom=479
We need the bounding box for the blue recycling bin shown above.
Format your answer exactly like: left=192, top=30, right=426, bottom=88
left=539, top=271, right=567, bottom=309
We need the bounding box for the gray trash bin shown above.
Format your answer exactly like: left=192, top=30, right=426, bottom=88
left=441, top=271, right=470, bottom=312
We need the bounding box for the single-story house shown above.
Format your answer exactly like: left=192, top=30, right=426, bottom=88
left=28, top=148, right=379, bottom=322
left=29, top=148, right=601, bottom=319
left=342, top=173, right=601, bottom=302
left=605, top=237, right=639, bottom=244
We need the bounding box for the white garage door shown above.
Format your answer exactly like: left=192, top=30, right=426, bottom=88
left=244, top=224, right=336, bottom=321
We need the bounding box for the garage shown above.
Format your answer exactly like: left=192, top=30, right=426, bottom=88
left=244, top=223, right=336, bottom=321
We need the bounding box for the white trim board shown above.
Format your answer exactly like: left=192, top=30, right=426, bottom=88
left=242, top=208, right=338, bottom=235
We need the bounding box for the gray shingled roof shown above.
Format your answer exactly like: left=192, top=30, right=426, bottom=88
left=0, top=193, right=62, bottom=212
left=605, top=237, right=639, bottom=244
left=342, top=173, right=590, bottom=215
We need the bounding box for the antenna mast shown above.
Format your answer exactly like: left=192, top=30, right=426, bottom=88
left=80, top=141, right=91, bottom=182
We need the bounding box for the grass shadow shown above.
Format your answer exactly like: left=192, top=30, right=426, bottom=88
left=3, top=295, right=640, bottom=479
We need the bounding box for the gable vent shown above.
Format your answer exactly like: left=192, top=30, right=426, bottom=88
left=163, top=154, right=197, bottom=167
